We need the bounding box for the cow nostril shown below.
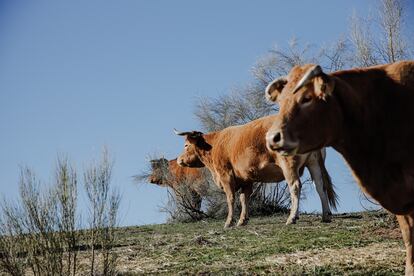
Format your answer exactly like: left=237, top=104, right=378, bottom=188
left=273, top=132, right=281, bottom=143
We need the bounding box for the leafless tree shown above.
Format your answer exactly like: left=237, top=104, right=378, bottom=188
left=320, top=37, right=351, bottom=71
left=377, top=0, right=409, bottom=63
left=0, top=150, right=121, bottom=276
left=0, top=202, right=26, bottom=276
left=194, top=41, right=317, bottom=132
left=252, top=38, right=319, bottom=85
left=349, top=0, right=411, bottom=67
left=0, top=163, right=77, bottom=276
left=55, top=157, right=79, bottom=276
left=84, top=148, right=120, bottom=276
left=349, top=11, right=379, bottom=67
left=195, top=84, right=275, bottom=132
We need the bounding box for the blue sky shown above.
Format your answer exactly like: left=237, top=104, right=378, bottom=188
left=1, top=1, right=413, bottom=226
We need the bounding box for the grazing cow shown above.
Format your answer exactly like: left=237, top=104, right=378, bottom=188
left=265, top=61, right=414, bottom=275
left=175, top=114, right=338, bottom=228
left=149, top=158, right=205, bottom=210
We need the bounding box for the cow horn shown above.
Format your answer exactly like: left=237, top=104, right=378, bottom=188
left=174, top=128, right=192, bottom=136
left=292, top=65, right=323, bottom=94
left=265, top=77, right=287, bottom=98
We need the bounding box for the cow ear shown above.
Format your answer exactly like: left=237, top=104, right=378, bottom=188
left=265, top=77, right=287, bottom=103
left=186, top=131, right=203, bottom=144
left=187, top=131, right=212, bottom=151
left=313, top=74, right=335, bottom=100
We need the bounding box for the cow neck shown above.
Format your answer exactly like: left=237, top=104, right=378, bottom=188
left=330, top=70, right=382, bottom=152
left=195, top=132, right=216, bottom=169
left=329, top=79, right=357, bottom=152
left=329, top=70, right=399, bottom=198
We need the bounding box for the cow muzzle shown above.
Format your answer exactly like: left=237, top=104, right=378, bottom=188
left=266, top=129, right=299, bottom=156
left=177, top=157, right=188, bottom=167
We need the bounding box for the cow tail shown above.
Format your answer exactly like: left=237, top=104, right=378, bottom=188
left=318, top=150, right=339, bottom=211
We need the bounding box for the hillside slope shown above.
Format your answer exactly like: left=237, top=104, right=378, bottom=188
left=114, top=212, right=404, bottom=275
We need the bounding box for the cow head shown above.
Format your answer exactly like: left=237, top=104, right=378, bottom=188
left=265, top=64, right=341, bottom=155
left=148, top=158, right=169, bottom=185
left=174, top=129, right=210, bottom=168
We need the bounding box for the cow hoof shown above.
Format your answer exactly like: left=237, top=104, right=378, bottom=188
left=236, top=219, right=249, bottom=227
left=322, top=212, right=332, bottom=223
left=224, top=222, right=234, bottom=229
left=322, top=216, right=332, bottom=223
left=286, top=218, right=297, bottom=225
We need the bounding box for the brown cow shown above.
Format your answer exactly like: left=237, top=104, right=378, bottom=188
left=148, top=158, right=205, bottom=210
left=265, top=61, right=414, bottom=275
left=175, top=114, right=338, bottom=228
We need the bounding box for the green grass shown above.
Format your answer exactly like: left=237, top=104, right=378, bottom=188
left=113, top=212, right=405, bottom=275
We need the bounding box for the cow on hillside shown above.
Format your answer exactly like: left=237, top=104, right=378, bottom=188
left=175, top=114, right=338, bottom=228
left=265, top=61, right=414, bottom=275
left=149, top=158, right=206, bottom=211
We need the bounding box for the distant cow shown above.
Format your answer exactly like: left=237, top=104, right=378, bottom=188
left=265, top=61, right=414, bottom=275
left=175, top=114, right=338, bottom=228
left=149, top=158, right=205, bottom=210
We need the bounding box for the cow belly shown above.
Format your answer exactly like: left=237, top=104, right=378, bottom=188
left=375, top=192, right=414, bottom=215
left=361, top=176, right=414, bottom=215
left=386, top=179, right=414, bottom=215
left=255, top=164, right=285, bottom=183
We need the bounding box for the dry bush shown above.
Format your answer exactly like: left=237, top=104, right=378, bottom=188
left=0, top=203, right=27, bottom=276
left=161, top=188, right=206, bottom=223
left=0, top=161, right=78, bottom=276
left=348, top=0, right=411, bottom=67
left=246, top=183, right=290, bottom=217
left=158, top=168, right=211, bottom=223
left=0, top=150, right=120, bottom=276
left=84, top=149, right=120, bottom=276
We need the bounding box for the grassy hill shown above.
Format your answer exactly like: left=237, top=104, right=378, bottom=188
left=112, top=212, right=404, bottom=275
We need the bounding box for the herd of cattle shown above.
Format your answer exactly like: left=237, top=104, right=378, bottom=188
left=148, top=61, right=414, bottom=275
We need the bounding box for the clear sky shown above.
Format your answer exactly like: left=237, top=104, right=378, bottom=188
left=1, top=1, right=413, bottom=226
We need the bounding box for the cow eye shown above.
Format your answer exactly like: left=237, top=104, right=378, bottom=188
left=299, top=95, right=313, bottom=105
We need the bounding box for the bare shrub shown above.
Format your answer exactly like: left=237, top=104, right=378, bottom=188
left=0, top=203, right=26, bottom=276
left=377, top=0, right=409, bottom=63
left=157, top=167, right=211, bottom=222
left=55, top=157, right=79, bottom=276
left=84, top=149, right=120, bottom=276
left=195, top=82, right=276, bottom=132
left=0, top=150, right=120, bottom=276
left=0, top=161, right=78, bottom=276
left=349, top=0, right=411, bottom=67
left=349, top=11, right=379, bottom=67
left=320, top=37, right=351, bottom=71
left=161, top=188, right=206, bottom=223
left=246, top=183, right=290, bottom=217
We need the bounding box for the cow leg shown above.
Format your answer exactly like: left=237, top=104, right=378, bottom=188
left=307, top=158, right=332, bottom=222
left=286, top=178, right=301, bottom=225
left=222, top=181, right=236, bottom=229
left=237, top=184, right=253, bottom=227
left=397, top=213, right=414, bottom=276
left=279, top=158, right=302, bottom=225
